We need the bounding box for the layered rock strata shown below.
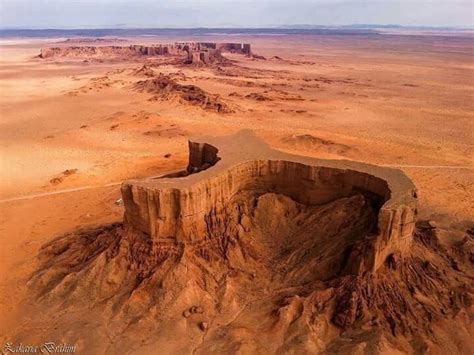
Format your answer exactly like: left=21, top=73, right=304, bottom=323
left=39, top=42, right=252, bottom=64
left=122, top=130, right=417, bottom=273
left=27, top=131, right=474, bottom=353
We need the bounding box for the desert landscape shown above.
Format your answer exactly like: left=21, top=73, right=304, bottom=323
left=0, top=28, right=473, bottom=354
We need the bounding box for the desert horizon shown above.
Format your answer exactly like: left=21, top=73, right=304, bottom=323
left=0, top=18, right=473, bottom=355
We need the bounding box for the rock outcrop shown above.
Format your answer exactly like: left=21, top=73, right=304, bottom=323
left=38, top=42, right=253, bottom=65
left=131, top=63, right=156, bottom=77
left=122, top=130, right=417, bottom=274
left=57, top=37, right=128, bottom=44
left=187, top=141, right=220, bottom=173
left=217, top=42, right=252, bottom=56
left=39, top=45, right=158, bottom=59
left=26, top=131, right=473, bottom=353
left=134, top=74, right=233, bottom=113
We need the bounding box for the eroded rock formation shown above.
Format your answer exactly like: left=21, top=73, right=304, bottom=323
left=122, top=130, right=416, bottom=273
left=26, top=131, right=473, bottom=353
left=38, top=42, right=253, bottom=65
left=134, top=74, right=233, bottom=113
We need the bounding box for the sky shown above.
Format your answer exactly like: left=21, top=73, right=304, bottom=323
left=0, top=0, right=472, bottom=29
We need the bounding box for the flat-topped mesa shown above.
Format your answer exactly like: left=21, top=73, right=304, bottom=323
left=38, top=41, right=252, bottom=62
left=121, top=131, right=418, bottom=275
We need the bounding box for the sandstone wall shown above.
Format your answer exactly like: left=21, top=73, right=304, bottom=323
left=217, top=43, right=252, bottom=56
left=121, top=135, right=417, bottom=274
left=39, top=42, right=252, bottom=60
left=187, top=141, right=220, bottom=172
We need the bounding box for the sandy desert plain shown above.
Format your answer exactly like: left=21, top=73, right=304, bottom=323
left=0, top=30, right=473, bottom=354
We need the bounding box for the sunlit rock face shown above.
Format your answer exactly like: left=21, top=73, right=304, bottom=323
left=122, top=130, right=417, bottom=274
left=38, top=42, right=253, bottom=64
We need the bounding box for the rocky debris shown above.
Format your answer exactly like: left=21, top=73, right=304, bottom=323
left=62, top=169, right=77, bottom=176
left=199, top=322, right=209, bottom=331
left=49, top=177, right=62, bottom=185
left=142, top=126, right=187, bottom=139
left=66, top=75, right=127, bottom=96
left=191, top=306, right=204, bottom=314
left=134, top=74, right=233, bottom=113
left=217, top=43, right=252, bottom=56
left=131, top=64, right=156, bottom=77
left=213, top=65, right=271, bottom=79
left=49, top=169, right=78, bottom=185
left=245, top=92, right=272, bottom=101
left=252, top=54, right=266, bottom=60
left=262, top=89, right=304, bottom=101
left=183, top=306, right=204, bottom=318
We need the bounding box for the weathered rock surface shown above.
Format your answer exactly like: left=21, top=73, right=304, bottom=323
left=38, top=42, right=253, bottom=65
left=25, top=131, right=473, bottom=354
left=57, top=37, right=128, bottom=44
left=134, top=74, right=233, bottom=113
left=131, top=63, right=156, bottom=77
left=123, top=130, right=417, bottom=273
left=217, top=42, right=252, bottom=56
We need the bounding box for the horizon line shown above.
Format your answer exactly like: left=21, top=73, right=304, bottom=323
left=1, top=24, right=473, bottom=31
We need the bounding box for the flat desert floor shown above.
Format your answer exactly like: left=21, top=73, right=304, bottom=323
left=0, top=33, right=473, bottom=353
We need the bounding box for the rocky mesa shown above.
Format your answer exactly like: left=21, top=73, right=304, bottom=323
left=26, top=131, right=473, bottom=354
left=38, top=41, right=253, bottom=65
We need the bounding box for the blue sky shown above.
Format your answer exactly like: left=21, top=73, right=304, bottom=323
left=0, top=0, right=472, bottom=28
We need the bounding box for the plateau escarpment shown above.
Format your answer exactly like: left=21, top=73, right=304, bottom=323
left=27, top=131, right=473, bottom=354
left=38, top=41, right=253, bottom=65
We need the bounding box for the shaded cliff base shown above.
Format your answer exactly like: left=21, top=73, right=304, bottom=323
left=24, top=192, right=473, bottom=354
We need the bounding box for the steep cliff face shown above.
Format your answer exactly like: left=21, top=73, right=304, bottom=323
left=187, top=141, right=220, bottom=172
left=38, top=42, right=252, bottom=63
left=122, top=131, right=417, bottom=274
left=217, top=42, right=252, bottom=56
